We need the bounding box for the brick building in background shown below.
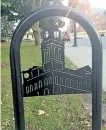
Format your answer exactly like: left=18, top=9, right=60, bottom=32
left=91, top=12, right=106, bottom=30
left=68, top=0, right=106, bottom=33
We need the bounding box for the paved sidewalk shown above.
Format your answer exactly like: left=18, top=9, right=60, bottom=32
left=65, top=44, right=106, bottom=92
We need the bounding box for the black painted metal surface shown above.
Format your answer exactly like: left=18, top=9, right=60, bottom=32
left=22, top=26, right=92, bottom=97
left=10, top=6, right=102, bottom=130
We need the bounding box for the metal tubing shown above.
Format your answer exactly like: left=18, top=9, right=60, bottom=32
left=10, top=6, right=102, bottom=130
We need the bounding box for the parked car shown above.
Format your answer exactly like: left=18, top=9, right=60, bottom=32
left=62, top=33, right=70, bottom=42
left=77, top=36, right=83, bottom=39
left=77, top=35, right=83, bottom=39
left=1, top=39, right=7, bottom=44
left=101, top=33, right=105, bottom=37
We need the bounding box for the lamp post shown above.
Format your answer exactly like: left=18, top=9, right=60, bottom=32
left=68, top=0, right=79, bottom=47
left=73, top=20, right=77, bottom=46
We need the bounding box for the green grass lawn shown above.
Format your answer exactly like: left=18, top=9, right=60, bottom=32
left=1, top=41, right=92, bottom=130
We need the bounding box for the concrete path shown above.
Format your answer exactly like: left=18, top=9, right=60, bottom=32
left=65, top=43, right=106, bottom=121
left=65, top=43, right=106, bottom=92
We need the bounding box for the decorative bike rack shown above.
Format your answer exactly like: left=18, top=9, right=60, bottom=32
left=10, top=6, right=102, bottom=130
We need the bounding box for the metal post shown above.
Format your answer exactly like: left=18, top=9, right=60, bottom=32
left=73, top=20, right=77, bottom=47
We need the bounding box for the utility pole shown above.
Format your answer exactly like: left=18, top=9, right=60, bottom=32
left=73, top=20, right=77, bottom=47
left=68, top=0, right=79, bottom=47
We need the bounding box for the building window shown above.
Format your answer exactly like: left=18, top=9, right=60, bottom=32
left=26, top=86, right=29, bottom=94
left=79, top=81, right=82, bottom=89
left=70, top=79, right=73, bottom=86
left=44, top=88, right=49, bottom=95
left=58, top=48, right=61, bottom=60
left=39, top=80, right=42, bottom=89
left=27, top=34, right=29, bottom=38
left=75, top=80, right=78, bottom=88
left=65, top=78, right=69, bottom=86
left=55, top=76, right=58, bottom=84
left=96, top=15, right=99, bottom=19
left=57, top=86, right=61, bottom=94
left=44, top=51, right=46, bottom=62
left=48, top=47, right=50, bottom=58
left=48, top=77, right=52, bottom=84
left=46, top=49, right=49, bottom=60
left=44, top=78, right=48, bottom=86
left=29, top=85, right=33, bottom=92
left=60, top=77, right=63, bottom=85
left=85, top=10, right=88, bottom=14
left=53, top=47, right=56, bottom=58
left=34, top=83, right=38, bottom=90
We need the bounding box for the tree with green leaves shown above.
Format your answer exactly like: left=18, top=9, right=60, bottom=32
left=4, top=0, right=42, bottom=45
left=40, top=0, right=65, bottom=31
left=68, top=0, right=79, bottom=47
left=1, top=0, right=16, bottom=41
left=1, top=15, right=15, bottom=41
left=1, top=0, right=64, bottom=45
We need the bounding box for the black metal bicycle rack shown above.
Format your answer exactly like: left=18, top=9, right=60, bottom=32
left=10, top=6, right=102, bottom=130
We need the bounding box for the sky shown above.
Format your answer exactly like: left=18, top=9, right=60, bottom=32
left=90, top=0, right=106, bottom=9
left=63, top=0, right=106, bottom=9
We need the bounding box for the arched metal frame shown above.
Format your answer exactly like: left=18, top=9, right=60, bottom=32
left=10, top=6, right=102, bottom=130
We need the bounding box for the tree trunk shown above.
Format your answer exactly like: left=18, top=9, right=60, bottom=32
left=31, top=0, right=43, bottom=46
left=32, top=22, right=41, bottom=46
left=73, top=20, right=77, bottom=47
left=32, top=29, right=41, bottom=46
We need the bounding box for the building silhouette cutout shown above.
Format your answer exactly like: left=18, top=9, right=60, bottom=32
left=22, top=26, right=92, bottom=97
